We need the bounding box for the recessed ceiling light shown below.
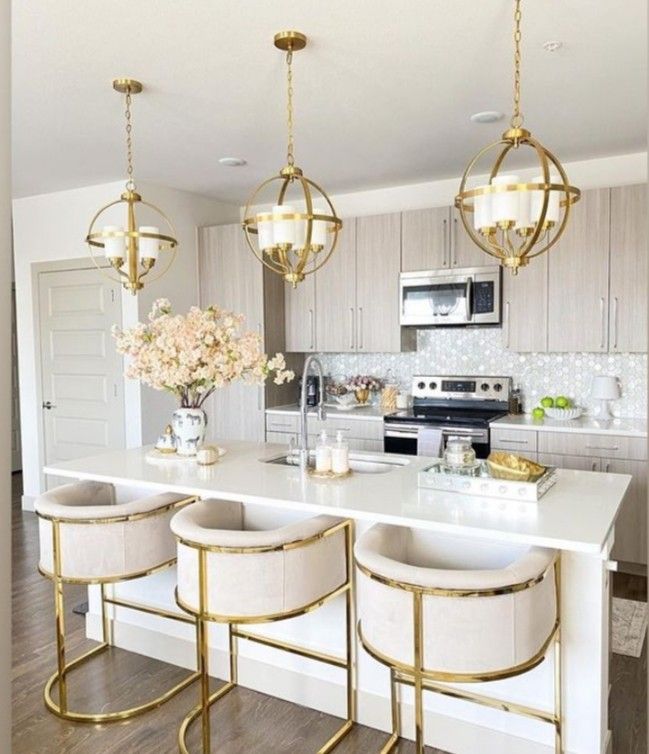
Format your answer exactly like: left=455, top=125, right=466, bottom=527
left=218, top=157, right=247, bottom=167
left=470, top=111, right=504, bottom=124
left=542, top=40, right=563, bottom=53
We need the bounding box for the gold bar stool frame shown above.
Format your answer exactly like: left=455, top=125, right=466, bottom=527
left=35, top=481, right=201, bottom=723
left=171, top=500, right=355, bottom=754
left=354, top=526, right=562, bottom=754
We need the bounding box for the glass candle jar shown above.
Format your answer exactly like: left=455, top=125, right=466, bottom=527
left=444, top=436, right=476, bottom=468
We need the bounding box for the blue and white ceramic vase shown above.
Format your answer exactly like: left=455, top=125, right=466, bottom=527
left=171, top=408, right=207, bottom=456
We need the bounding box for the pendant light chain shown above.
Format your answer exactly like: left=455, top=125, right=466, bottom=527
left=286, top=49, right=295, bottom=167
left=124, top=89, right=136, bottom=190
left=510, top=0, right=524, bottom=129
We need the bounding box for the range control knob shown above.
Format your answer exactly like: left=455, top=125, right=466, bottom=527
left=480, top=382, right=490, bottom=392
left=493, top=383, right=503, bottom=392
left=417, top=381, right=426, bottom=390
left=429, top=381, right=437, bottom=390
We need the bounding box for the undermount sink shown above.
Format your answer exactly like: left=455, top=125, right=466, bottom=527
left=263, top=452, right=409, bottom=475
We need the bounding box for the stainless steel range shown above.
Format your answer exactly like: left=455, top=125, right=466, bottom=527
left=383, top=375, right=511, bottom=457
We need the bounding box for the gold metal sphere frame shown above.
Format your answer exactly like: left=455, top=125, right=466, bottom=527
left=242, top=31, right=343, bottom=287
left=455, top=127, right=581, bottom=274
left=85, top=78, right=179, bottom=294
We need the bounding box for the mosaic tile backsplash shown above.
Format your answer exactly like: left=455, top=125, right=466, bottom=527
left=317, top=329, right=647, bottom=418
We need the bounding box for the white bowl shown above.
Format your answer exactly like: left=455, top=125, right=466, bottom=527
left=544, top=406, right=583, bottom=421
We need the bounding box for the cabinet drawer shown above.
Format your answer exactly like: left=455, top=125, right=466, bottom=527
left=537, top=453, right=601, bottom=472
left=537, top=432, right=647, bottom=461
left=490, top=428, right=538, bottom=453
left=266, top=431, right=296, bottom=446
left=308, top=415, right=384, bottom=441
left=265, top=414, right=299, bottom=434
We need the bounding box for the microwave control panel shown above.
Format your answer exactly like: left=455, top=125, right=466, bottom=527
left=473, top=280, right=495, bottom=314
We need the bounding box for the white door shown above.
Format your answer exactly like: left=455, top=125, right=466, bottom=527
left=38, top=268, right=125, bottom=487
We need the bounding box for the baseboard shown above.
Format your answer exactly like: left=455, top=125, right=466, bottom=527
left=87, top=614, right=580, bottom=754
left=21, top=494, right=35, bottom=512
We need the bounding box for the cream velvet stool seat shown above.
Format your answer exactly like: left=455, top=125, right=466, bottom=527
left=171, top=499, right=355, bottom=754
left=35, top=480, right=199, bottom=723
left=354, top=524, right=561, bottom=754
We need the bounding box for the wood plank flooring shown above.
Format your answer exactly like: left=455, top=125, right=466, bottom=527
left=11, top=474, right=646, bottom=753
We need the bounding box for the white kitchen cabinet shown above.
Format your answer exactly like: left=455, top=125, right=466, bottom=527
left=537, top=453, right=601, bottom=473
left=450, top=210, right=494, bottom=268
left=490, top=427, right=538, bottom=455
left=547, top=189, right=611, bottom=352
left=609, top=184, right=647, bottom=353
left=604, top=458, right=647, bottom=565
left=198, top=224, right=299, bottom=442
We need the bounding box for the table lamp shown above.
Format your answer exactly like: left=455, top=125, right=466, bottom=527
left=590, top=375, right=621, bottom=419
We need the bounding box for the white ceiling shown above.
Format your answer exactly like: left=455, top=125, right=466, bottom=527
left=12, top=0, right=647, bottom=202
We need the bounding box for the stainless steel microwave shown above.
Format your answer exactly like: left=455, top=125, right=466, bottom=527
left=400, top=266, right=501, bottom=327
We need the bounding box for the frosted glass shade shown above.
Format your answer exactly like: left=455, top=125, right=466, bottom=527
left=591, top=375, right=621, bottom=400
left=531, top=174, right=561, bottom=224
left=138, top=226, right=160, bottom=260
left=491, top=174, right=520, bottom=224
left=103, top=226, right=125, bottom=260
left=272, top=205, right=295, bottom=245
left=256, top=216, right=274, bottom=250
left=310, top=206, right=327, bottom=246
left=473, top=190, right=493, bottom=231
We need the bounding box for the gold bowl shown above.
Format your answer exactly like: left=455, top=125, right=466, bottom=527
left=486, top=452, right=546, bottom=482
left=354, top=388, right=370, bottom=404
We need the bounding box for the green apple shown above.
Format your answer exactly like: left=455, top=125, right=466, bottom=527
left=540, top=396, right=554, bottom=408
left=555, top=396, right=571, bottom=409
left=532, top=407, right=545, bottom=420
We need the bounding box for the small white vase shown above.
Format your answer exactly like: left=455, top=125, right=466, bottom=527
left=172, top=408, right=207, bottom=456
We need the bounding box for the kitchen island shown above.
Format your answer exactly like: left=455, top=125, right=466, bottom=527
left=44, top=443, right=630, bottom=754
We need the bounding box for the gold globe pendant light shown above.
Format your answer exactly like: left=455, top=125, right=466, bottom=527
left=455, top=0, right=580, bottom=274
left=242, top=31, right=342, bottom=288
left=86, top=79, right=178, bottom=294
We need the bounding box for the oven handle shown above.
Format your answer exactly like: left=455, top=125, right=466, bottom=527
left=384, top=424, right=489, bottom=442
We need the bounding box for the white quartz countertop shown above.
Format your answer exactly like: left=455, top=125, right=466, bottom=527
left=492, top=414, right=647, bottom=437
left=266, top=403, right=391, bottom=421
left=44, top=443, right=630, bottom=556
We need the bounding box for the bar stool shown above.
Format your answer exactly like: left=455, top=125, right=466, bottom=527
left=354, top=524, right=561, bottom=754
left=171, top=499, right=355, bottom=754
left=35, top=480, right=199, bottom=723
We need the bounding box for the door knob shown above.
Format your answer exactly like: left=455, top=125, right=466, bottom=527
left=42, top=401, right=56, bottom=410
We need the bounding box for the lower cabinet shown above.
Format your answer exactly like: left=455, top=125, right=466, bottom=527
left=265, top=412, right=384, bottom=453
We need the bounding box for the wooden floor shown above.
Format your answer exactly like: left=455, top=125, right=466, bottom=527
left=11, top=474, right=647, bottom=754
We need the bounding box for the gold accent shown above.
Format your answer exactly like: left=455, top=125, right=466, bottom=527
left=39, top=508, right=200, bottom=723
left=86, top=79, right=178, bottom=294
left=308, top=467, right=353, bottom=480
left=242, top=31, right=341, bottom=288
left=176, top=518, right=356, bottom=753
left=112, top=78, right=143, bottom=94
left=486, top=451, right=546, bottom=481
left=455, top=0, right=580, bottom=273
left=356, top=552, right=563, bottom=754
left=274, top=30, right=307, bottom=52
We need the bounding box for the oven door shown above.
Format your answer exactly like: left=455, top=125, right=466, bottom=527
left=384, top=422, right=491, bottom=458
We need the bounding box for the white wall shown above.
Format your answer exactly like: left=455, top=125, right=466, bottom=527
left=0, top=0, right=11, bottom=745
left=13, top=181, right=238, bottom=503
left=326, top=151, right=647, bottom=217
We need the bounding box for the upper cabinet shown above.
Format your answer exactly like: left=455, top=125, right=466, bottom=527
left=502, top=252, right=548, bottom=353
left=356, top=213, right=403, bottom=352
left=609, top=184, right=647, bottom=353
left=547, top=188, right=610, bottom=352
left=285, top=213, right=413, bottom=353
left=316, top=220, right=357, bottom=352
left=401, top=208, right=448, bottom=271
left=401, top=206, right=494, bottom=272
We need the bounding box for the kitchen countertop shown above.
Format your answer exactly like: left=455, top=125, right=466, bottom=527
left=266, top=403, right=391, bottom=421
left=44, top=442, right=630, bottom=555
left=492, top=414, right=647, bottom=438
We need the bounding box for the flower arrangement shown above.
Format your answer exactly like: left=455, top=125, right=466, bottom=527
left=112, top=298, right=294, bottom=408
left=346, top=375, right=385, bottom=393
